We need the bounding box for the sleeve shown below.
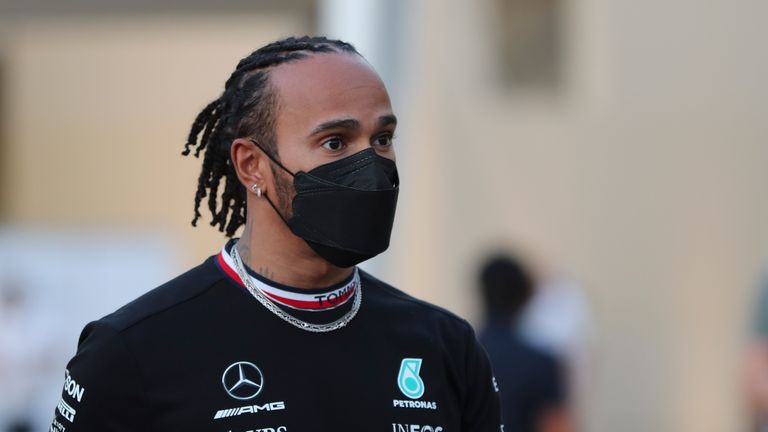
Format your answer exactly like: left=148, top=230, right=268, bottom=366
left=461, top=324, right=504, bottom=432
left=49, top=321, right=147, bottom=432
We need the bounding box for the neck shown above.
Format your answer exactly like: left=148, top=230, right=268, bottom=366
left=236, top=209, right=353, bottom=289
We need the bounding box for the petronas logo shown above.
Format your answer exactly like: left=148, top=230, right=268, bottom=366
left=397, top=358, right=425, bottom=399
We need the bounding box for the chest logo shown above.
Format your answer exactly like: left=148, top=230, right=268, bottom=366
left=397, top=358, right=425, bottom=399
left=222, top=361, right=264, bottom=400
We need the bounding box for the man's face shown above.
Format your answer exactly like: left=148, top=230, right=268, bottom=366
left=266, top=53, right=397, bottom=214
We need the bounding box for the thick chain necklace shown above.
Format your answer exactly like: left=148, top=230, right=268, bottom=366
left=230, top=245, right=362, bottom=333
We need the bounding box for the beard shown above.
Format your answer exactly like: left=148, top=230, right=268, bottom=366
left=270, top=164, right=294, bottom=218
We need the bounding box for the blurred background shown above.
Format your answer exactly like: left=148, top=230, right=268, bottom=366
left=0, top=0, right=766, bottom=430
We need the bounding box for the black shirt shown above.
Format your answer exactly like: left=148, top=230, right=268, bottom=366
left=50, top=242, right=502, bottom=432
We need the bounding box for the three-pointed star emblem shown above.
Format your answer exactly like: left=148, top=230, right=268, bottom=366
left=222, top=361, right=264, bottom=400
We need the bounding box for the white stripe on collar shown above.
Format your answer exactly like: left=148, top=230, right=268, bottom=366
left=219, top=244, right=359, bottom=311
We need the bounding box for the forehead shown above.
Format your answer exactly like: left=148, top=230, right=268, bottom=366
left=268, top=52, right=392, bottom=127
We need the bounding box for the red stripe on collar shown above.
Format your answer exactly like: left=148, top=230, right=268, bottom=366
left=216, top=248, right=358, bottom=311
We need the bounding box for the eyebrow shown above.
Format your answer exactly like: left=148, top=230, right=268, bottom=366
left=377, top=114, right=398, bottom=128
left=309, top=119, right=360, bottom=136
left=308, top=114, right=398, bottom=137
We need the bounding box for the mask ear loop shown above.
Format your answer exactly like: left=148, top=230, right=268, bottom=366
left=248, top=138, right=293, bottom=226
left=249, top=138, right=295, bottom=177
left=262, top=192, right=292, bottom=226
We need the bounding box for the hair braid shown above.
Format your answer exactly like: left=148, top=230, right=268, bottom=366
left=182, top=99, right=219, bottom=156
left=182, top=36, right=360, bottom=237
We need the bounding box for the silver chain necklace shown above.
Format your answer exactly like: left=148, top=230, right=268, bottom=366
left=230, top=245, right=362, bottom=333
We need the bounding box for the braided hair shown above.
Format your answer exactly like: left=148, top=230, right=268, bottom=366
left=182, top=36, right=359, bottom=236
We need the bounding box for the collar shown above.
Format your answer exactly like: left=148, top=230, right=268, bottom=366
left=216, top=240, right=359, bottom=312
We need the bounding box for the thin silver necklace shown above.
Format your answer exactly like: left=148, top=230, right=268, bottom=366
left=230, top=245, right=362, bottom=333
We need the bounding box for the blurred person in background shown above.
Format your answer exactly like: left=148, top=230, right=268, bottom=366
left=520, top=270, right=593, bottom=430
left=48, top=36, right=502, bottom=431
left=479, top=253, right=574, bottom=432
left=745, top=262, right=768, bottom=431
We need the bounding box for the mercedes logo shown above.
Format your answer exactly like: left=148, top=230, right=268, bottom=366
left=222, top=361, right=264, bottom=400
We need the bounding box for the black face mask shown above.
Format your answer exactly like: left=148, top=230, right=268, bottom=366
left=250, top=139, right=399, bottom=268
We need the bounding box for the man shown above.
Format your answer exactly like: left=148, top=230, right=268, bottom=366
left=49, top=36, right=502, bottom=431
left=478, top=254, right=572, bottom=432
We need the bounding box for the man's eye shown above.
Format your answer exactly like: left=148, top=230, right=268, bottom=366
left=321, top=138, right=345, bottom=151
left=373, top=134, right=393, bottom=148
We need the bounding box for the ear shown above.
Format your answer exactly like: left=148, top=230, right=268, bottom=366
left=231, top=138, right=272, bottom=195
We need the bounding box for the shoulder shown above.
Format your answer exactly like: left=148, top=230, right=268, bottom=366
left=97, top=255, right=225, bottom=333
left=360, top=270, right=475, bottom=338
left=56, top=319, right=151, bottom=427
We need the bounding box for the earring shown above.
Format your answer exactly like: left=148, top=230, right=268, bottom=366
left=251, top=184, right=262, bottom=197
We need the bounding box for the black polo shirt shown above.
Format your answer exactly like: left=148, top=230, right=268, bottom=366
left=50, top=241, right=502, bottom=431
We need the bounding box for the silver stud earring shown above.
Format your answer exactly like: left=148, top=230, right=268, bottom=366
left=251, top=184, right=262, bottom=197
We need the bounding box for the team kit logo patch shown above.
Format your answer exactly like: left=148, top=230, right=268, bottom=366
left=55, top=369, right=86, bottom=425
left=391, top=358, right=443, bottom=431
left=213, top=361, right=287, bottom=427
left=222, top=361, right=264, bottom=400
left=397, top=358, right=425, bottom=399
left=393, top=358, right=438, bottom=410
